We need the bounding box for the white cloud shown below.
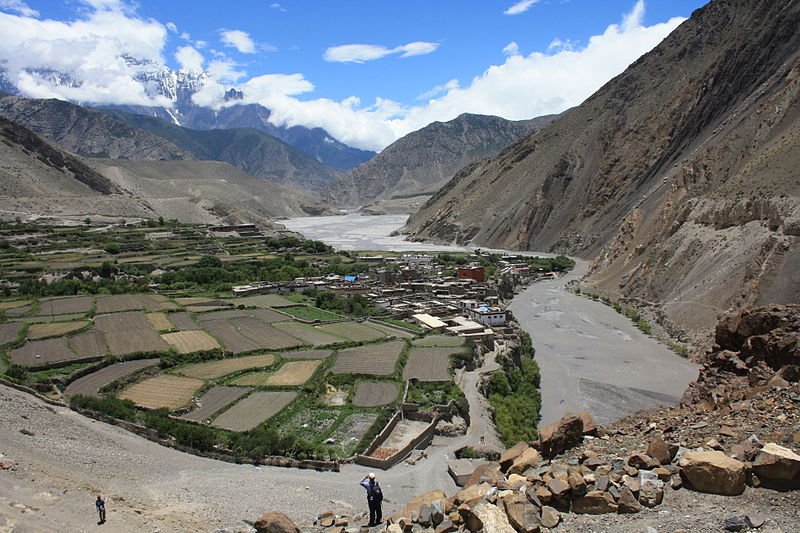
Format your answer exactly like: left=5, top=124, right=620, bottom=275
left=175, top=46, right=203, bottom=72
left=0, top=0, right=38, bottom=17
left=417, top=79, right=459, bottom=101
left=502, top=41, right=520, bottom=57
left=270, top=3, right=286, bottom=12
left=323, top=41, right=439, bottom=63
left=504, top=0, right=539, bottom=16
left=165, top=21, right=177, bottom=33
left=220, top=29, right=255, bottom=54
left=207, top=59, right=246, bottom=82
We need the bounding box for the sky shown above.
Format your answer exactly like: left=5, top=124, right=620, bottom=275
left=0, top=0, right=709, bottom=151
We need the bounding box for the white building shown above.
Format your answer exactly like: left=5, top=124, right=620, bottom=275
left=469, top=306, right=507, bottom=327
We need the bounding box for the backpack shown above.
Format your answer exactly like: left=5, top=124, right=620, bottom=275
left=371, top=482, right=383, bottom=502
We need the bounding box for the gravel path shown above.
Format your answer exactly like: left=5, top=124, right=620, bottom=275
left=510, top=261, right=700, bottom=426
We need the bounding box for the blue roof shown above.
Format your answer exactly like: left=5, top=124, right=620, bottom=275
left=344, top=275, right=358, bottom=282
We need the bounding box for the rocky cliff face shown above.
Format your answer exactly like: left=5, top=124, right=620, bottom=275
left=405, top=0, right=800, bottom=340
left=326, top=113, right=555, bottom=209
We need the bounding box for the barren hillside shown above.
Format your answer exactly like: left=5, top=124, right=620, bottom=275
left=405, top=0, right=800, bottom=343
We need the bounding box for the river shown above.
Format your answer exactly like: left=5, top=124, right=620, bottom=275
left=284, top=214, right=699, bottom=426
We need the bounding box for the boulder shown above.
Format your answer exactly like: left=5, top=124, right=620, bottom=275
left=397, top=490, right=448, bottom=521
left=387, top=525, right=403, bottom=533
left=501, top=494, right=541, bottom=533
left=435, top=520, right=457, bottom=533
left=752, top=443, right=800, bottom=481
left=617, top=486, right=641, bottom=514
left=577, top=412, right=598, bottom=435
left=647, top=435, right=672, bottom=465
left=539, top=506, right=560, bottom=529
left=500, top=442, right=531, bottom=472
left=571, top=491, right=618, bottom=514
left=628, top=454, right=659, bottom=470
left=454, top=483, right=491, bottom=507
left=508, top=448, right=542, bottom=476
left=546, top=478, right=570, bottom=499
left=679, top=451, right=747, bottom=496
left=638, top=479, right=664, bottom=508
left=467, top=463, right=503, bottom=487
left=567, top=468, right=587, bottom=496
left=254, top=512, right=301, bottom=533
left=467, top=503, right=516, bottom=533
left=539, top=413, right=584, bottom=458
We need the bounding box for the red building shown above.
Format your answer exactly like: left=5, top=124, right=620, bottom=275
left=456, top=265, right=485, bottom=282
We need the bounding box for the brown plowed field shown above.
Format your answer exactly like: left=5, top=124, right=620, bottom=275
left=94, top=311, right=151, bottom=332
left=146, top=313, right=173, bottom=332
left=179, top=385, right=249, bottom=423
left=280, top=349, right=332, bottom=360
left=0, top=322, right=22, bottom=345
left=318, top=322, right=386, bottom=342
left=65, top=359, right=159, bottom=397
left=27, top=321, right=88, bottom=340
left=105, top=329, right=170, bottom=356
left=331, top=340, right=404, bottom=375
left=37, top=296, right=93, bottom=316
left=160, top=331, right=220, bottom=354
left=68, top=329, right=107, bottom=359
left=167, top=312, right=200, bottom=331
left=352, top=382, right=399, bottom=407
left=211, top=391, right=297, bottom=431
left=232, top=318, right=301, bottom=350
left=0, top=300, right=30, bottom=311
left=235, top=294, right=294, bottom=308
left=196, top=308, right=288, bottom=323
left=232, top=360, right=321, bottom=387
left=118, top=375, right=204, bottom=410
left=272, top=321, right=343, bottom=346
left=403, top=347, right=458, bottom=382
left=95, top=294, right=142, bottom=314
left=175, top=354, right=276, bottom=380
left=201, top=320, right=260, bottom=354
left=9, top=337, right=78, bottom=367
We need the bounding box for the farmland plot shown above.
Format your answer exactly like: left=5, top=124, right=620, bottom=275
left=0, top=322, right=22, bottom=345
left=95, top=295, right=141, bottom=314
left=118, top=374, right=204, bottom=410
left=201, top=320, right=260, bottom=354
left=179, top=385, right=249, bottom=423
left=166, top=312, right=200, bottom=331
left=5, top=305, right=32, bottom=316
left=331, top=341, right=405, bottom=375
left=235, top=294, right=294, bottom=308
left=403, top=347, right=460, bottom=382
left=232, top=318, right=301, bottom=350
left=161, top=331, right=220, bottom=354
left=196, top=308, right=288, bottom=323
left=365, top=322, right=416, bottom=339
left=0, top=300, right=30, bottom=311
left=9, top=337, right=77, bottom=367
left=318, top=322, right=386, bottom=342
left=105, top=329, right=169, bottom=356
left=211, top=391, right=297, bottom=431
left=328, top=412, right=379, bottom=455
left=280, top=349, right=332, bottom=360
left=175, top=354, right=276, bottom=380
left=65, top=359, right=159, bottom=397
left=68, top=330, right=107, bottom=359
left=352, top=382, right=399, bottom=407
left=232, top=360, right=321, bottom=387
left=94, top=311, right=151, bottom=332
left=280, top=408, right=339, bottom=441
left=280, top=306, right=341, bottom=322
left=38, top=296, right=93, bottom=316
left=27, top=320, right=88, bottom=340
left=412, top=335, right=465, bottom=347
left=272, top=321, right=344, bottom=346
left=146, top=313, right=173, bottom=332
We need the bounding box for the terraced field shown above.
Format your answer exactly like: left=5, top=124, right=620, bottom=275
left=68, top=330, right=107, bottom=359
left=167, top=312, right=200, bottom=331
left=65, top=359, right=159, bottom=397
left=175, top=354, right=276, bottom=380
left=412, top=335, right=466, bottom=347
left=118, top=374, right=204, bottom=410
left=10, top=337, right=80, bottom=367
left=27, top=321, right=88, bottom=340
left=331, top=340, right=405, bottom=375
left=403, top=346, right=459, bottom=382
left=179, top=385, right=249, bottom=423
left=232, top=360, right=321, bottom=387
left=201, top=320, right=260, bottom=354
left=161, top=331, right=221, bottom=354
left=317, top=321, right=387, bottom=342
left=280, top=349, right=332, bottom=360
left=272, top=321, right=344, bottom=346
left=37, top=296, right=93, bottom=316
left=146, top=313, right=174, bottom=332
left=0, top=322, right=22, bottom=345
left=230, top=318, right=301, bottom=350
left=211, top=391, right=297, bottom=431
left=352, top=382, right=399, bottom=407
left=234, top=294, right=294, bottom=308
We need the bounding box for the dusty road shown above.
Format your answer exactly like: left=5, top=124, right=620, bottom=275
left=510, top=261, right=700, bottom=426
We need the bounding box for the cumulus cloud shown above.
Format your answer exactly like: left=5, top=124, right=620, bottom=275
left=323, top=41, right=439, bottom=63
left=504, top=0, right=539, bottom=16
left=175, top=46, right=203, bottom=72
left=220, top=29, right=256, bottom=53
left=270, top=3, right=286, bottom=12
left=0, top=0, right=38, bottom=17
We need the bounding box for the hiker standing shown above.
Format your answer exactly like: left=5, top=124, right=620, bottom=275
left=95, top=495, right=106, bottom=524
left=359, top=472, right=383, bottom=527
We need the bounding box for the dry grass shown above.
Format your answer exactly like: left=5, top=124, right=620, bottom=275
left=0, top=300, right=31, bottom=311
left=160, top=331, right=220, bottom=354
left=118, top=374, right=204, bottom=410
left=331, top=340, right=405, bottom=375
left=27, top=320, right=88, bottom=340
left=232, top=360, right=321, bottom=387
left=147, top=312, right=173, bottom=332
left=175, top=354, right=276, bottom=380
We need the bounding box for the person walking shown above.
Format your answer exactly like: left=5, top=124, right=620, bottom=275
left=359, top=472, right=383, bottom=527
left=95, top=495, right=106, bottom=524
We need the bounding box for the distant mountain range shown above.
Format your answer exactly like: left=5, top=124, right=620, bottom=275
left=0, top=59, right=375, bottom=170
left=405, top=0, right=800, bottom=342
left=0, top=95, right=340, bottom=191
left=325, top=113, right=557, bottom=210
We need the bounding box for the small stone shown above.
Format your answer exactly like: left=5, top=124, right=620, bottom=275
left=509, top=448, right=543, bottom=476
left=387, top=525, right=403, bottom=533
left=616, top=486, right=641, bottom=514
left=500, top=442, right=531, bottom=472
left=594, top=474, right=609, bottom=492
left=539, top=506, right=560, bottom=529
left=745, top=513, right=766, bottom=529
left=724, top=515, right=747, bottom=532
left=628, top=454, right=659, bottom=470
left=546, top=478, right=569, bottom=499
left=435, top=521, right=457, bottom=533
left=647, top=435, right=672, bottom=465
left=572, top=491, right=618, bottom=514
left=320, top=517, right=335, bottom=528
left=706, top=438, right=723, bottom=451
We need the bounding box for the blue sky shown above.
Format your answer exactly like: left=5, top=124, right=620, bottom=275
left=0, top=0, right=709, bottom=149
